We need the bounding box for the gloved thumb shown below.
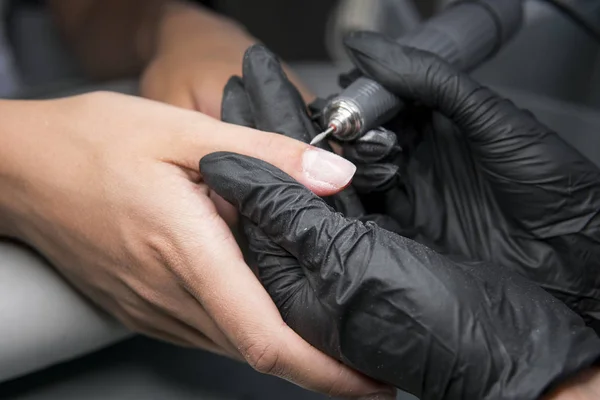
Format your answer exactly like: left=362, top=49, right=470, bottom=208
left=221, top=76, right=253, bottom=128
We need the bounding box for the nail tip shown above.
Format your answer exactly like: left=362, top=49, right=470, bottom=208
left=302, top=147, right=357, bottom=190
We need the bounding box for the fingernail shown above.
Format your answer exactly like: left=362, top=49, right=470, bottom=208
left=302, top=147, right=357, bottom=190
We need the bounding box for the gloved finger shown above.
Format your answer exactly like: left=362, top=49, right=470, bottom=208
left=338, top=68, right=362, bottom=89
left=357, top=214, right=403, bottom=234
left=351, top=163, right=400, bottom=194
left=342, top=128, right=401, bottom=193
left=344, top=31, right=600, bottom=236
left=343, top=128, right=399, bottom=164
left=240, top=44, right=366, bottom=217
left=325, top=186, right=365, bottom=219
left=200, top=152, right=360, bottom=268
left=242, top=45, right=316, bottom=143
left=218, top=76, right=254, bottom=225
left=242, top=220, right=340, bottom=358
left=342, top=105, right=427, bottom=195
left=221, top=76, right=255, bottom=128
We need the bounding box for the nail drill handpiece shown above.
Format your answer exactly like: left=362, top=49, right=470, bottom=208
left=313, top=0, right=524, bottom=145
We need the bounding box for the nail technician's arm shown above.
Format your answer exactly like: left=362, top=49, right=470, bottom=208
left=48, top=0, right=312, bottom=117
left=0, top=94, right=390, bottom=399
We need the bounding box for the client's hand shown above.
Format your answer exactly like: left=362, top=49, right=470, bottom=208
left=140, top=2, right=312, bottom=118
left=0, top=92, right=388, bottom=398
left=340, top=32, right=600, bottom=331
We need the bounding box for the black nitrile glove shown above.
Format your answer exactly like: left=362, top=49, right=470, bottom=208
left=340, top=32, right=600, bottom=331
left=214, top=44, right=600, bottom=399
left=200, top=151, right=600, bottom=400
left=221, top=45, right=401, bottom=231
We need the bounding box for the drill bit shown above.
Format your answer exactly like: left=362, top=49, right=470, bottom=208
left=310, top=126, right=335, bottom=146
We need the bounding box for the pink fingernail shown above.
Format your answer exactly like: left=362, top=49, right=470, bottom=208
left=302, top=147, right=356, bottom=190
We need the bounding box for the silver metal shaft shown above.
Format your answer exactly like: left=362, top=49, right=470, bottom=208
left=310, top=126, right=335, bottom=146
left=319, top=0, right=523, bottom=142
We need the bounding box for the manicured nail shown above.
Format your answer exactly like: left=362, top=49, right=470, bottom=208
left=302, top=147, right=357, bottom=190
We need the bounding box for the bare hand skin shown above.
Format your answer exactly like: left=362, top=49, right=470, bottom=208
left=48, top=0, right=314, bottom=232
left=49, top=0, right=313, bottom=119
left=139, top=2, right=314, bottom=118
left=0, top=93, right=395, bottom=399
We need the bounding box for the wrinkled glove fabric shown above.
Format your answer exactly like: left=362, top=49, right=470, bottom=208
left=201, top=152, right=600, bottom=400
left=206, top=43, right=600, bottom=399
left=220, top=45, right=399, bottom=228
left=339, top=32, right=600, bottom=332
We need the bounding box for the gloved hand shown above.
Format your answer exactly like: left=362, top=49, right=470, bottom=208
left=211, top=44, right=600, bottom=400
left=220, top=45, right=402, bottom=232
left=339, top=32, right=600, bottom=332
left=200, top=151, right=600, bottom=400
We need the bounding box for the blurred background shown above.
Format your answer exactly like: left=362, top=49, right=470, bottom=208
left=5, top=0, right=600, bottom=107
left=1, top=1, right=600, bottom=399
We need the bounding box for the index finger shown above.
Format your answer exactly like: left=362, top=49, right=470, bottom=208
left=171, top=115, right=356, bottom=197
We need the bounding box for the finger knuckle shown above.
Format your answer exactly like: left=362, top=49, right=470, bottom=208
left=324, top=364, right=352, bottom=397
left=243, top=338, right=282, bottom=376
left=258, top=133, right=279, bottom=153
left=255, top=134, right=297, bottom=171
